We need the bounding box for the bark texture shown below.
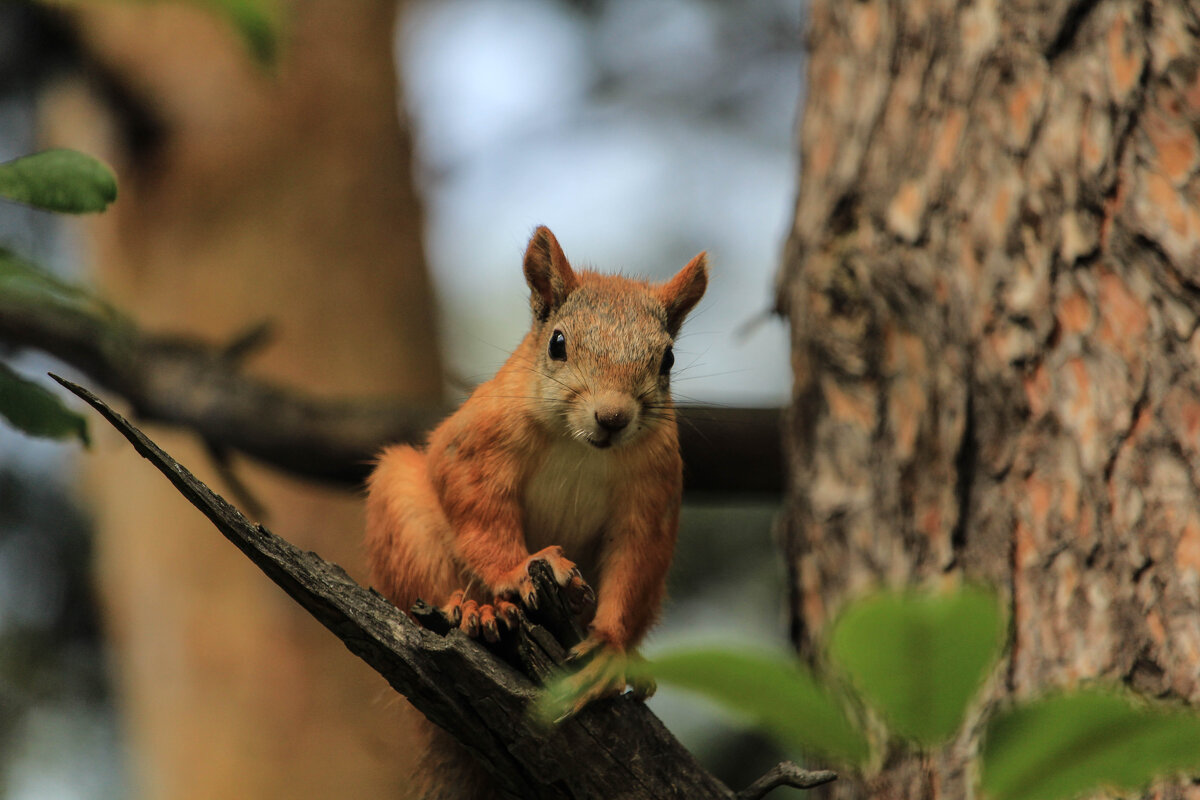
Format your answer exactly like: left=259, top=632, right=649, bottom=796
left=781, top=1, right=1200, bottom=797
left=0, top=282, right=782, bottom=493
left=42, top=3, right=440, bottom=797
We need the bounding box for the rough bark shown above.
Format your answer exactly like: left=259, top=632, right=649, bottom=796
left=41, top=2, right=440, bottom=796
left=57, top=375, right=832, bottom=800
left=781, top=1, right=1200, bottom=797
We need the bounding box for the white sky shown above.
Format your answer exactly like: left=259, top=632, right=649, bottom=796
left=400, top=0, right=803, bottom=405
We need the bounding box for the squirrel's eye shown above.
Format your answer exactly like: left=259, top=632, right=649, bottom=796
left=549, top=330, right=567, bottom=361
left=659, top=346, right=674, bottom=375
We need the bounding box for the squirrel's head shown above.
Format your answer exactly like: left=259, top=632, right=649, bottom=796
left=522, top=225, right=707, bottom=450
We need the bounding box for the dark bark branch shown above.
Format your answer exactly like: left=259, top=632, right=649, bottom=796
left=53, top=375, right=817, bottom=799
left=2, top=292, right=782, bottom=495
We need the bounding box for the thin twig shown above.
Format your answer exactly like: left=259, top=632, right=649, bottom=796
left=3, top=295, right=781, bottom=493
left=736, top=762, right=838, bottom=800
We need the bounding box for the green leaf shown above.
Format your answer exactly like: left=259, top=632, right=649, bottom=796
left=827, top=585, right=1004, bottom=746
left=0, top=363, right=89, bottom=445
left=0, top=247, right=90, bottom=301
left=981, top=689, right=1200, bottom=800
left=193, top=0, right=282, bottom=64
left=0, top=150, right=117, bottom=213
left=52, top=0, right=281, bottom=64
left=638, top=648, right=869, bottom=765
left=532, top=651, right=644, bottom=728
left=0, top=248, right=125, bottom=322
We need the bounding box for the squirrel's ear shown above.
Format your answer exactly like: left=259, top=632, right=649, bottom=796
left=659, top=252, right=708, bottom=336
left=523, top=226, right=578, bottom=321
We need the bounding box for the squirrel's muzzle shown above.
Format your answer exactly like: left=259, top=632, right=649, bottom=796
left=595, top=407, right=631, bottom=433
left=584, top=392, right=640, bottom=448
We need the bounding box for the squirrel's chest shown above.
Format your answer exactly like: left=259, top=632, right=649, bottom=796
left=521, top=439, right=613, bottom=558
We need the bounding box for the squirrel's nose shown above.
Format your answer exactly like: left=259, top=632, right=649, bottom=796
left=595, top=407, right=631, bottom=433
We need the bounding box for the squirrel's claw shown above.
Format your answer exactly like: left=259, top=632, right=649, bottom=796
left=521, top=547, right=597, bottom=617
left=565, top=572, right=596, bottom=615
left=629, top=668, right=657, bottom=700
left=442, top=589, right=466, bottom=626
left=479, top=604, right=500, bottom=642
left=502, top=546, right=593, bottom=614
left=566, top=633, right=605, bottom=664
left=460, top=599, right=481, bottom=637
left=494, top=598, right=521, bottom=630
left=553, top=642, right=642, bottom=721
left=563, top=678, right=623, bottom=721
left=443, top=591, right=517, bottom=641
left=474, top=598, right=523, bottom=641
left=520, top=580, right=540, bottom=611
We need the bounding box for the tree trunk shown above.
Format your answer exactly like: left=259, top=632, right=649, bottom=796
left=42, top=2, right=440, bottom=797
left=781, top=1, right=1200, bottom=796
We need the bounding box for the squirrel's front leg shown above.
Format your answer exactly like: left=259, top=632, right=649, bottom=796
left=436, top=450, right=593, bottom=638
left=562, top=504, right=677, bottom=712
left=430, top=415, right=597, bottom=640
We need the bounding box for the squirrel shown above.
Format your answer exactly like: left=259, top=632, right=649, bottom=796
left=364, top=225, right=707, bottom=797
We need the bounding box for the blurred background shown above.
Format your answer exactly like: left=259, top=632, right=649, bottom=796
left=0, top=0, right=804, bottom=797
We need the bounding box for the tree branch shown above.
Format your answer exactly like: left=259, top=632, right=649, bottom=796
left=735, top=763, right=838, bottom=800
left=53, top=375, right=822, bottom=799
left=2, top=292, right=782, bottom=494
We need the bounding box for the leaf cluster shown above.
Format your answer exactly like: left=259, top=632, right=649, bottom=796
left=542, top=585, right=1200, bottom=800
left=2, top=0, right=287, bottom=445
left=0, top=149, right=120, bottom=445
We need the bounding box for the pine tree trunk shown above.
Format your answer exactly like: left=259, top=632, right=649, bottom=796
left=43, top=3, right=440, bottom=797
left=780, top=1, right=1200, bottom=796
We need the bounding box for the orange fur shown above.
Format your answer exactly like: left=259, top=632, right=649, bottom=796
left=363, top=226, right=707, bottom=798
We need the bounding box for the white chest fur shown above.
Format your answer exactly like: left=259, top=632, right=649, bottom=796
left=522, top=438, right=613, bottom=558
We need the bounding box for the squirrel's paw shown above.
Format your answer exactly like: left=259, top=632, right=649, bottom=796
left=553, top=640, right=655, bottom=720
left=504, top=546, right=596, bottom=614
left=486, top=598, right=522, bottom=641
left=442, top=590, right=521, bottom=642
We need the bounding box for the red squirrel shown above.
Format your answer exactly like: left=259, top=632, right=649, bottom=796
left=365, top=226, right=706, bottom=770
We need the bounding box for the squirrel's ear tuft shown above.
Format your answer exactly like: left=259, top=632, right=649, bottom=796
left=659, top=252, right=708, bottom=336
left=524, top=226, right=578, bottom=321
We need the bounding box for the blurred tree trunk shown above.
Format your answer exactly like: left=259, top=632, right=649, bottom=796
left=42, top=2, right=440, bottom=797
left=781, top=1, right=1200, bottom=797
